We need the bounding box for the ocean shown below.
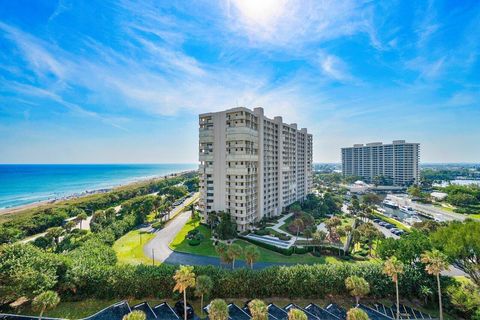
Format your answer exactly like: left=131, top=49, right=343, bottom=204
left=0, top=164, right=197, bottom=209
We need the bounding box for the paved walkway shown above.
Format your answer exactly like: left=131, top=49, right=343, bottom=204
left=268, top=213, right=321, bottom=242
left=21, top=214, right=92, bottom=243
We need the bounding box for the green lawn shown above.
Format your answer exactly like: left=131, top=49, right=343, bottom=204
left=278, top=216, right=293, bottom=233
left=170, top=218, right=347, bottom=264
left=113, top=229, right=156, bottom=265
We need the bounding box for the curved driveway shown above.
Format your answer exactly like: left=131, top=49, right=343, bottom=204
left=143, top=210, right=291, bottom=269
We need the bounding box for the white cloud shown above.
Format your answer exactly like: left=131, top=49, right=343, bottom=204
left=318, top=52, right=353, bottom=82
left=0, top=22, right=68, bottom=82
left=405, top=56, right=446, bottom=79
left=225, top=0, right=380, bottom=49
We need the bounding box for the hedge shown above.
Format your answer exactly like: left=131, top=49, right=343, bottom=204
left=0, top=243, right=438, bottom=303
left=65, top=263, right=433, bottom=301
left=239, top=236, right=345, bottom=256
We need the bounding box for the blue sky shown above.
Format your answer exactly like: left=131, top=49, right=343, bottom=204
left=0, top=0, right=479, bottom=163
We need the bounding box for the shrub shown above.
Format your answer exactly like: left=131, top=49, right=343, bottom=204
left=151, top=221, right=164, bottom=230
left=254, top=229, right=270, bottom=236
left=0, top=241, right=438, bottom=303
left=278, top=234, right=291, bottom=241
left=446, top=281, right=480, bottom=318
left=188, top=238, right=201, bottom=246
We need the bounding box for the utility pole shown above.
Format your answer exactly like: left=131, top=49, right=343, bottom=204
left=152, top=249, right=155, bottom=266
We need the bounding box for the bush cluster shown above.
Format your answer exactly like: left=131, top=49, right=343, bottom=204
left=0, top=242, right=433, bottom=302
left=187, top=229, right=204, bottom=246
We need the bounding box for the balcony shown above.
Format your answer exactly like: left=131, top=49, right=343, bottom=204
left=226, top=126, right=258, bottom=140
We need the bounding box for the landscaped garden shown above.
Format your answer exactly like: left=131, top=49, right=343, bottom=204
left=170, top=216, right=344, bottom=265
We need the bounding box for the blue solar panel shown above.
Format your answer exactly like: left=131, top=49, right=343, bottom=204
left=305, top=304, right=341, bottom=320
left=131, top=302, right=157, bottom=320
left=325, top=304, right=347, bottom=319
left=268, top=304, right=288, bottom=320
left=153, top=302, right=179, bottom=320
left=358, top=304, right=393, bottom=320
left=378, top=304, right=395, bottom=319
left=83, top=301, right=131, bottom=320
left=227, top=304, right=250, bottom=320
left=283, top=304, right=319, bottom=320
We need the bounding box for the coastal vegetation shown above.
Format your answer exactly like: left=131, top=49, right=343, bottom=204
left=0, top=172, right=198, bottom=244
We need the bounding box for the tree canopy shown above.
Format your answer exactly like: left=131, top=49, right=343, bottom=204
left=430, top=220, right=480, bottom=285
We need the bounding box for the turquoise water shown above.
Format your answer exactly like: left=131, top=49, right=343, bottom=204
left=0, top=164, right=197, bottom=209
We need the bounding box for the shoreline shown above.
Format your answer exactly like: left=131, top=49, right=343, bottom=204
left=0, top=169, right=197, bottom=216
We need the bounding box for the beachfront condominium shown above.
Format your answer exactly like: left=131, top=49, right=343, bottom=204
left=341, top=140, right=420, bottom=186
left=198, top=107, right=313, bottom=231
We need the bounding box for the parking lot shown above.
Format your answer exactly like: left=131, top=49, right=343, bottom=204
left=368, top=218, right=401, bottom=239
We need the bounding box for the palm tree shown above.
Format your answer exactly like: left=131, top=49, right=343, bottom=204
left=46, top=227, right=64, bottom=249
left=209, top=299, right=229, bottom=320
left=292, top=218, right=304, bottom=239
left=421, top=249, right=448, bottom=320
left=195, top=275, right=213, bottom=317
left=76, top=212, right=88, bottom=229
left=345, top=276, right=370, bottom=305
left=248, top=299, right=268, bottom=320
left=153, top=196, right=163, bottom=215
left=64, top=220, right=77, bottom=233
left=420, top=285, right=433, bottom=306
left=32, top=291, right=60, bottom=320
left=215, top=242, right=228, bottom=264
left=346, top=307, right=369, bottom=320
left=244, top=245, right=260, bottom=269
left=312, top=230, right=326, bottom=253
left=227, top=243, right=243, bottom=269
left=383, top=256, right=404, bottom=320
left=123, top=310, right=146, bottom=320
left=287, top=308, right=307, bottom=320
left=173, top=265, right=196, bottom=320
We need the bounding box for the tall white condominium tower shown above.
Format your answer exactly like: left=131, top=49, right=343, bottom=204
left=199, top=107, right=313, bottom=231
left=341, top=140, right=420, bottom=186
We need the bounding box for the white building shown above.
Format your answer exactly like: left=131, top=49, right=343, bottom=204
left=341, top=140, right=420, bottom=186
left=199, top=107, right=313, bottom=231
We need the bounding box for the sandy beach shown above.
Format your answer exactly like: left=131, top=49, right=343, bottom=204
left=0, top=169, right=196, bottom=217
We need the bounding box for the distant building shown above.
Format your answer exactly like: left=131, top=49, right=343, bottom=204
left=341, top=140, right=420, bottom=186
left=348, top=180, right=372, bottom=193
left=198, top=107, right=313, bottom=231
left=431, top=192, right=448, bottom=201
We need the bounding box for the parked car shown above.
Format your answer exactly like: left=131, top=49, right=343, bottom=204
left=373, top=219, right=381, bottom=223
left=391, top=228, right=402, bottom=235
left=396, top=230, right=405, bottom=235
left=384, top=224, right=394, bottom=229
left=378, top=221, right=387, bottom=227
left=175, top=301, right=195, bottom=320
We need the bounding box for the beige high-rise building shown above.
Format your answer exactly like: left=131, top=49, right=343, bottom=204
left=198, top=107, right=313, bottom=231
left=341, top=140, right=420, bottom=186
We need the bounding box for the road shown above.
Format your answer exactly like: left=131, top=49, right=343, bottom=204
left=143, top=209, right=291, bottom=269
left=386, top=194, right=475, bottom=222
